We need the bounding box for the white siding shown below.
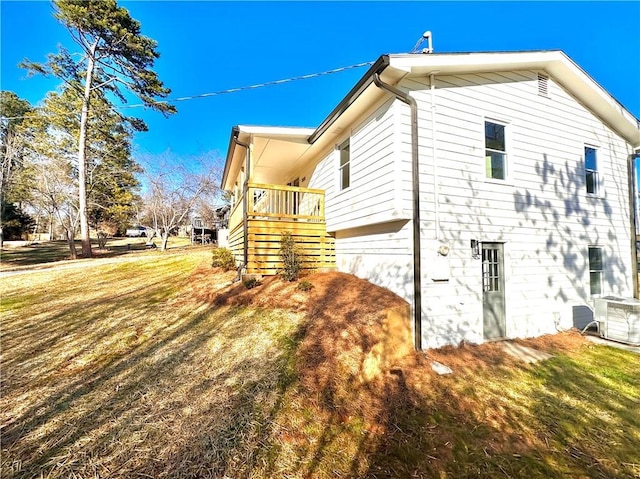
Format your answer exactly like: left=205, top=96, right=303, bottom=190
left=308, top=99, right=412, bottom=232
left=334, top=220, right=414, bottom=304
left=396, top=70, right=634, bottom=349
left=297, top=68, right=634, bottom=350
left=302, top=99, right=414, bottom=309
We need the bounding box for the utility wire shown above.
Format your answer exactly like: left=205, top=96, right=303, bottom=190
left=1, top=60, right=375, bottom=119
left=115, top=60, right=374, bottom=109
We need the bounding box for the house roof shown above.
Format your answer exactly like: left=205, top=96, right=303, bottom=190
left=222, top=50, right=640, bottom=189
left=222, top=125, right=315, bottom=190
left=310, top=50, right=640, bottom=146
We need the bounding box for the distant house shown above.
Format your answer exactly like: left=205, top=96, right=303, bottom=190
left=221, top=50, right=640, bottom=350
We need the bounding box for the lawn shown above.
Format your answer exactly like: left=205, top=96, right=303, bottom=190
left=1, top=249, right=638, bottom=478
left=0, top=236, right=194, bottom=270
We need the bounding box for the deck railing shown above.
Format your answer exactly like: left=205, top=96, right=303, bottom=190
left=229, top=183, right=325, bottom=231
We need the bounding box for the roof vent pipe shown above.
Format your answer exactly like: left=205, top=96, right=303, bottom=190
left=423, top=31, right=433, bottom=54
left=411, top=30, right=433, bottom=54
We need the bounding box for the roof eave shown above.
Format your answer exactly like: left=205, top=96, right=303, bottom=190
left=308, top=55, right=391, bottom=144
left=385, top=50, right=639, bottom=147
left=221, top=126, right=240, bottom=190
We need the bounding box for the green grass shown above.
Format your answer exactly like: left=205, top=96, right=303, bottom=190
left=1, top=248, right=638, bottom=478
left=0, top=236, right=194, bottom=269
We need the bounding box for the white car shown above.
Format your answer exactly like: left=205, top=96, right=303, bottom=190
left=125, top=226, right=147, bottom=237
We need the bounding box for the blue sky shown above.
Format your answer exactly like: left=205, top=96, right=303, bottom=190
left=2, top=1, right=639, bottom=165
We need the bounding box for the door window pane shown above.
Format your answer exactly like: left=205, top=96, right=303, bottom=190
left=482, top=247, right=501, bottom=292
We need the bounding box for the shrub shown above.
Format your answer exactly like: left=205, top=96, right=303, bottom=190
left=279, top=232, right=303, bottom=281
left=243, top=278, right=260, bottom=289
left=212, top=247, right=236, bottom=271
left=297, top=280, right=314, bottom=292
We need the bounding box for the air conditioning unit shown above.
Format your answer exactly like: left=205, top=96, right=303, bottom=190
left=594, top=296, right=640, bottom=346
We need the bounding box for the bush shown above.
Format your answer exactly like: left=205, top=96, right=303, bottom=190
left=279, top=232, right=303, bottom=281
left=297, top=280, right=314, bottom=292
left=212, top=247, right=236, bottom=271
left=243, top=278, right=260, bottom=289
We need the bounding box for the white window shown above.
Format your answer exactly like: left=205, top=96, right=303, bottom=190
left=588, top=246, right=603, bottom=296
left=585, top=146, right=599, bottom=195
left=485, top=121, right=507, bottom=180
left=338, top=139, right=350, bottom=190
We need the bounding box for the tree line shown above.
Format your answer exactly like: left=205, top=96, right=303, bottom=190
left=1, top=0, right=220, bottom=257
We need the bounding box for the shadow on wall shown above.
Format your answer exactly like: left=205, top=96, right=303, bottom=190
left=453, top=144, right=630, bottom=307
left=335, top=220, right=414, bottom=303
left=519, top=150, right=629, bottom=295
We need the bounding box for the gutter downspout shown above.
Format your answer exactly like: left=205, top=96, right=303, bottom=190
left=233, top=132, right=251, bottom=271
left=373, top=73, right=422, bottom=351
left=631, top=152, right=640, bottom=298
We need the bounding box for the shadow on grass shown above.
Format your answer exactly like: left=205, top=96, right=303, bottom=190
left=0, top=239, right=152, bottom=267
left=1, top=257, right=302, bottom=479
left=0, top=237, right=197, bottom=269
left=251, top=274, right=640, bottom=478
left=3, top=261, right=639, bottom=478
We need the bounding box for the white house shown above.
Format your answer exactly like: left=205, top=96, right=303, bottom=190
left=221, top=50, right=640, bottom=350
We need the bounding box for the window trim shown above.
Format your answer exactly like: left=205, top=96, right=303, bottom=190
left=483, top=119, right=510, bottom=182
left=337, top=138, right=351, bottom=191
left=588, top=245, right=604, bottom=297
left=584, top=145, right=600, bottom=197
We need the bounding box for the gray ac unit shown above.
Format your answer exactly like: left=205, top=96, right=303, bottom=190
left=594, top=296, right=640, bottom=346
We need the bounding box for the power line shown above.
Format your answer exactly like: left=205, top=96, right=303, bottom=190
left=115, top=60, right=374, bottom=109
left=1, top=61, right=375, bottom=119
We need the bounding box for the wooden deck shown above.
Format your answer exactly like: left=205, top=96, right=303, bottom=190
left=228, top=184, right=335, bottom=276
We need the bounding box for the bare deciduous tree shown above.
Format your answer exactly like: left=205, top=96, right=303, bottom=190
left=139, top=152, right=221, bottom=251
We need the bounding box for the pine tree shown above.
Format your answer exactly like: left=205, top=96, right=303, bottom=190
left=1, top=91, right=33, bottom=248
left=19, top=86, right=143, bottom=257
left=21, top=0, right=175, bottom=258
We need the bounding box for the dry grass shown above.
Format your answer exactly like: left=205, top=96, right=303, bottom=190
left=0, top=237, right=194, bottom=270
left=1, top=250, right=305, bottom=478
left=2, top=250, right=639, bottom=478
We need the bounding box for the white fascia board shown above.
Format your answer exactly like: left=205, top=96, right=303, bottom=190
left=236, top=125, right=315, bottom=139
left=388, top=51, right=562, bottom=75
left=544, top=56, right=640, bottom=147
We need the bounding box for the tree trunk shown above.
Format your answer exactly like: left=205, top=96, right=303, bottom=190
left=161, top=231, right=169, bottom=251
left=1, top=145, right=8, bottom=250
left=77, top=41, right=98, bottom=259
left=66, top=228, right=77, bottom=260
left=0, top=200, right=4, bottom=248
